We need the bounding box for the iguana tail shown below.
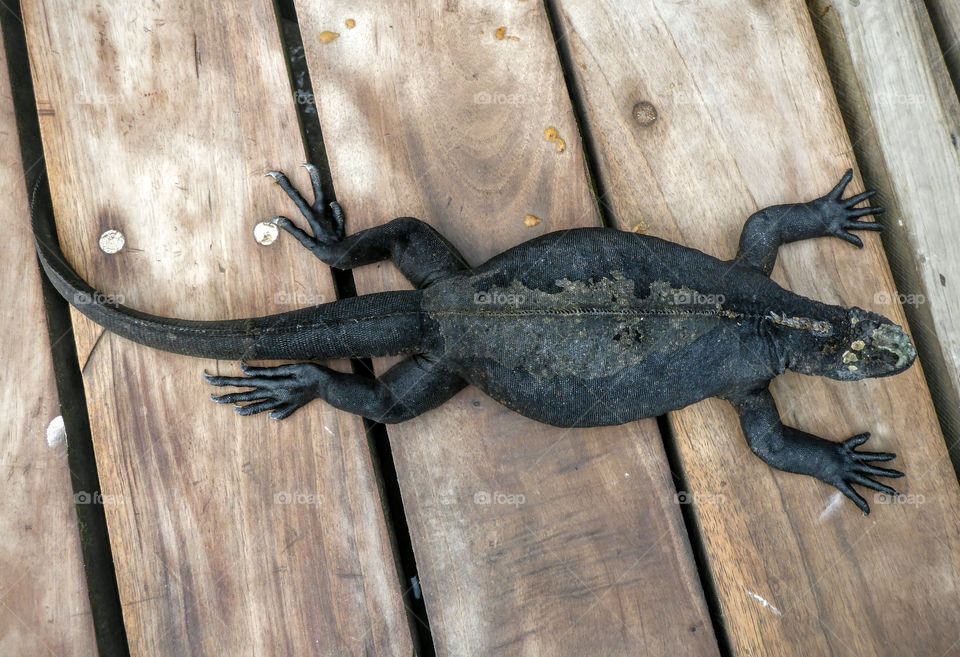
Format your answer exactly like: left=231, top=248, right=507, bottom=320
left=33, top=215, right=423, bottom=361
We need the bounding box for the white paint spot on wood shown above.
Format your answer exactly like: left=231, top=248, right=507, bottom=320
left=819, top=492, right=844, bottom=522
left=745, top=588, right=782, bottom=616
left=46, top=415, right=66, bottom=448
left=254, top=221, right=279, bottom=245
left=99, top=229, right=125, bottom=254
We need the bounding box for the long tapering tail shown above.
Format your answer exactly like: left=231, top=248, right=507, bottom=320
left=32, top=212, right=423, bottom=361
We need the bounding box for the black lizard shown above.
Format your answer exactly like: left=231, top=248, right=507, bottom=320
left=34, top=166, right=913, bottom=513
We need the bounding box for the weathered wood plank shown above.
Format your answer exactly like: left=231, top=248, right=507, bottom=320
left=0, top=26, right=98, bottom=657
left=22, top=1, right=413, bottom=655
left=926, top=0, right=960, bottom=94
left=295, top=1, right=720, bottom=655
left=551, top=0, right=960, bottom=655
left=809, top=0, right=960, bottom=460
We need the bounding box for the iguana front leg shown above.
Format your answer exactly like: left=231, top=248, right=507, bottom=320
left=265, top=165, right=469, bottom=287
left=728, top=386, right=903, bottom=514
left=733, top=169, right=883, bottom=275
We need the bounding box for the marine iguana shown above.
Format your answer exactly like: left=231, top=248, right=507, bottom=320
left=34, top=166, right=913, bottom=513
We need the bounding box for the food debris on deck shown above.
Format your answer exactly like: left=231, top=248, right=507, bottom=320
left=524, top=214, right=541, bottom=227
left=319, top=30, right=340, bottom=44
left=544, top=126, right=566, bottom=153
left=345, top=18, right=356, bottom=29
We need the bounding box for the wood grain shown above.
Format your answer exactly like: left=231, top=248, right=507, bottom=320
left=808, top=0, right=960, bottom=462
left=926, top=0, right=960, bottom=94
left=551, top=0, right=960, bottom=655
left=0, top=25, right=98, bottom=657
left=22, top=1, right=413, bottom=655
left=295, top=1, right=720, bottom=655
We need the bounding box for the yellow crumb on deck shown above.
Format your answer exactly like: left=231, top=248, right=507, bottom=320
left=543, top=126, right=566, bottom=153
left=319, top=31, right=340, bottom=44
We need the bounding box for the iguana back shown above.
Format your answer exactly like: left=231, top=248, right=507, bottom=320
left=422, top=228, right=814, bottom=425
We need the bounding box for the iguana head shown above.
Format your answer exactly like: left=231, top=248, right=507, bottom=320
left=779, top=307, right=916, bottom=381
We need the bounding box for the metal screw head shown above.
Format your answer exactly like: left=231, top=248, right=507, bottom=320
left=254, top=221, right=279, bottom=246
left=633, top=101, right=658, bottom=127
left=99, top=229, right=125, bottom=254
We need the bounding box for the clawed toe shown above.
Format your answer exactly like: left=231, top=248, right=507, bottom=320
left=822, top=170, right=884, bottom=249
left=265, top=165, right=345, bottom=247
left=203, top=364, right=324, bottom=421
left=830, top=432, right=905, bottom=514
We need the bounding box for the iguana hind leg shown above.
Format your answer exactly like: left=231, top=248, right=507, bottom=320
left=728, top=386, right=903, bottom=514
left=733, top=169, right=884, bottom=275
left=267, top=166, right=469, bottom=287
left=206, top=355, right=465, bottom=422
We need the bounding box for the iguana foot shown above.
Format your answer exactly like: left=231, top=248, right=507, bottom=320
left=205, top=362, right=326, bottom=420
left=266, top=164, right=345, bottom=248
left=820, top=432, right=904, bottom=514
left=812, top=169, right=884, bottom=248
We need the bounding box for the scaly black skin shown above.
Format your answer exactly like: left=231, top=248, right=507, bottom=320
left=35, top=166, right=913, bottom=514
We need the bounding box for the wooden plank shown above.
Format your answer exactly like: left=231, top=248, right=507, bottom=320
left=22, top=2, right=414, bottom=655
left=0, top=26, right=98, bottom=657
left=551, top=0, right=960, bottom=655
left=808, top=0, right=960, bottom=461
left=926, top=0, right=960, bottom=94
left=295, top=1, right=721, bottom=655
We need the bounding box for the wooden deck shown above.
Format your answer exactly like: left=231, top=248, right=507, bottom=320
left=3, top=1, right=960, bottom=655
